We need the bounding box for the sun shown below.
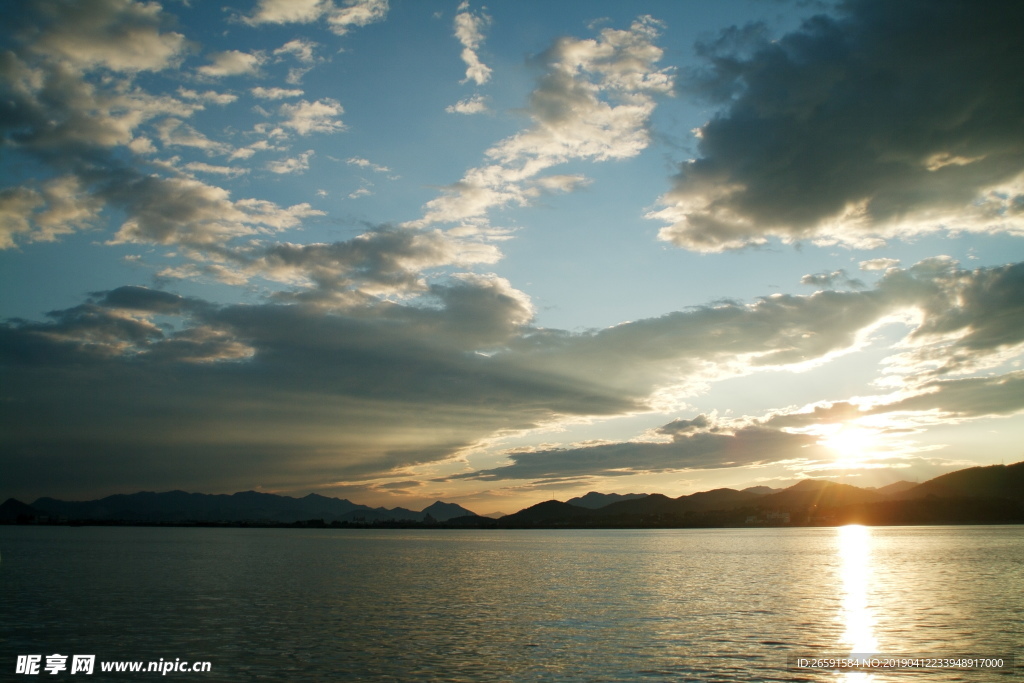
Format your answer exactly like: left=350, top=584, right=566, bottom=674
left=820, top=424, right=879, bottom=465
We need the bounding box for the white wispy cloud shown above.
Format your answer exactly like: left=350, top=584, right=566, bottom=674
left=453, top=1, right=492, bottom=85
left=346, top=157, right=390, bottom=173
left=409, top=16, right=673, bottom=228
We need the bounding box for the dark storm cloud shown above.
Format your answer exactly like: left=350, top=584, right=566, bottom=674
left=456, top=425, right=825, bottom=481
left=4, top=258, right=1024, bottom=496
left=654, top=0, right=1024, bottom=251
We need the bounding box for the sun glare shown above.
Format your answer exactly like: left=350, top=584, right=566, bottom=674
left=821, top=424, right=879, bottom=465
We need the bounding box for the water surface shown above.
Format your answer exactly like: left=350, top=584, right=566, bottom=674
left=1, top=526, right=1021, bottom=681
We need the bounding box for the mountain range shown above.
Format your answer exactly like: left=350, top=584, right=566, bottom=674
left=3, top=461, right=1022, bottom=527
left=3, top=491, right=475, bottom=524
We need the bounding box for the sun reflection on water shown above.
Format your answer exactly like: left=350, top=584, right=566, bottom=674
left=838, top=524, right=877, bottom=681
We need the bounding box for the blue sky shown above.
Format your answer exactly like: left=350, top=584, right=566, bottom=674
left=2, top=0, right=1023, bottom=513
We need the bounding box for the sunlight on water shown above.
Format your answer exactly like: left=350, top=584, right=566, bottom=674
left=838, top=524, right=877, bottom=682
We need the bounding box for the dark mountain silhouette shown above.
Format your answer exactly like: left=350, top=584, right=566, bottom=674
left=754, top=480, right=882, bottom=510
left=873, top=481, right=919, bottom=497
left=741, top=486, right=782, bottom=496
left=0, top=498, right=40, bottom=522
left=12, top=461, right=1023, bottom=528
left=29, top=490, right=478, bottom=524
left=566, top=492, right=647, bottom=509
left=497, top=461, right=1024, bottom=527
left=897, top=462, right=1024, bottom=501
left=421, top=501, right=477, bottom=521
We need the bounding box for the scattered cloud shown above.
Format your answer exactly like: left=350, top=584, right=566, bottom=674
left=279, top=99, right=345, bottom=135
left=104, top=176, right=321, bottom=247
left=800, top=269, right=864, bottom=289
left=446, top=94, right=489, bottom=115
left=251, top=87, right=304, bottom=100
left=243, top=0, right=388, bottom=36
left=182, top=162, right=249, bottom=178
left=860, top=258, right=901, bottom=272
left=26, top=0, right=188, bottom=73
left=273, top=39, right=318, bottom=64
left=197, top=50, right=266, bottom=78
left=0, top=176, right=102, bottom=248
left=267, top=150, right=314, bottom=174
left=154, top=118, right=232, bottom=155
left=409, top=16, right=673, bottom=228
left=346, top=157, right=390, bottom=173
left=177, top=89, right=239, bottom=105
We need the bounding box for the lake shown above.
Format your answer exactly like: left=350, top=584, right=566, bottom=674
left=1, top=526, right=1021, bottom=681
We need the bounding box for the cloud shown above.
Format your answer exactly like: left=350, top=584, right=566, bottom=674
left=104, top=175, right=322, bottom=247
left=0, top=50, right=200, bottom=154
left=453, top=2, right=492, bottom=85
left=25, top=0, right=188, bottom=73
left=446, top=94, right=489, bottom=115
left=154, top=118, right=232, bottom=154
left=243, top=0, right=388, bottom=36
left=230, top=225, right=502, bottom=300
left=279, top=99, right=345, bottom=135
left=4, top=257, right=1024, bottom=494
left=409, top=16, right=673, bottom=228
left=266, top=150, right=314, bottom=174
left=0, top=176, right=102, bottom=248
left=326, top=0, right=389, bottom=36
left=870, top=372, right=1024, bottom=420
left=251, top=87, right=304, bottom=100
left=346, top=157, right=390, bottom=173
left=177, top=89, right=238, bottom=105
left=244, top=0, right=328, bottom=25
left=182, top=161, right=249, bottom=178
left=197, top=50, right=266, bottom=78
left=273, top=39, right=318, bottom=64
left=652, top=0, right=1024, bottom=252
left=800, top=269, right=864, bottom=289
left=860, top=258, right=901, bottom=272
left=0, top=187, right=44, bottom=249
left=459, top=422, right=826, bottom=481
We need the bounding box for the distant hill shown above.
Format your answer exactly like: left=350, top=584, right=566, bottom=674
left=497, top=461, right=1024, bottom=527
left=566, top=492, right=647, bottom=509
left=0, top=498, right=40, bottom=522
left=421, top=501, right=477, bottom=522
left=28, top=491, right=479, bottom=524
left=742, top=486, right=782, bottom=496
left=874, top=481, right=919, bottom=497
left=898, top=462, right=1024, bottom=501
left=11, top=461, right=1023, bottom=528
left=754, top=480, right=883, bottom=510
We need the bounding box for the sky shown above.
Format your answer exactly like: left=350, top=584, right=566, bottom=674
left=2, top=0, right=1023, bottom=514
